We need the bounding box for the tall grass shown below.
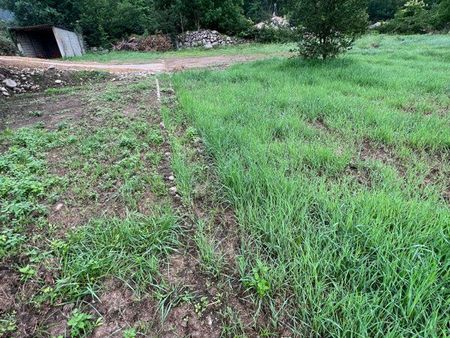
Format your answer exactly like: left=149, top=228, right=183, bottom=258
left=172, top=34, right=450, bottom=336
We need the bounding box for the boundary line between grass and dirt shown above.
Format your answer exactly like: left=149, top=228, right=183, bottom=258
left=154, top=75, right=274, bottom=337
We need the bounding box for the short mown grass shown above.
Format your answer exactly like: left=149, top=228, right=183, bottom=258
left=172, top=34, right=450, bottom=336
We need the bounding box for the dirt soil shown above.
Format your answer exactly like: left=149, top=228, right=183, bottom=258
left=0, top=54, right=271, bottom=74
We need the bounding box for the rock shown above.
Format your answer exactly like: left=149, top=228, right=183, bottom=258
left=159, top=122, right=165, bottom=129
left=168, top=175, right=175, bottom=181
left=177, top=29, right=239, bottom=49
left=3, top=79, right=17, bottom=89
left=169, top=187, right=177, bottom=195
left=48, top=65, right=56, bottom=70
left=2, top=91, right=10, bottom=96
left=255, top=15, right=290, bottom=30
left=55, top=79, right=62, bottom=84
left=369, top=22, right=382, bottom=30
left=54, top=203, right=64, bottom=211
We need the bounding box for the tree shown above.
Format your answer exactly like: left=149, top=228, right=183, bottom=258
left=436, top=0, right=450, bottom=27
left=368, top=0, right=403, bottom=21
left=244, top=0, right=290, bottom=22
left=291, top=0, right=368, bottom=59
left=0, top=0, right=64, bottom=26
left=379, top=0, right=435, bottom=33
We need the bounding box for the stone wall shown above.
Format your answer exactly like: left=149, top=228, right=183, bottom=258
left=177, top=30, right=240, bottom=49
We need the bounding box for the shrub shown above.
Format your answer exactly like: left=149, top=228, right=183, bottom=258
left=436, top=0, right=450, bottom=29
left=0, top=21, right=16, bottom=56
left=240, top=26, right=297, bottom=43
left=291, top=0, right=368, bottom=59
left=379, top=0, right=436, bottom=34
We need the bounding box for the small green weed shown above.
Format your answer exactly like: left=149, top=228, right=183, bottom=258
left=123, top=327, right=137, bottom=338
left=67, top=309, right=96, bottom=337
left=0, top=229, right=26, bottom=259
left=242, top=261, right=271, bottom=298
left=18, top=265, right=36, bottom=281
left=0, top=313, right=17, bottom=336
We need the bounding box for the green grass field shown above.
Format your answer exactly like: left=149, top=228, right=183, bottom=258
left=171, top=34, right=450, bottom=336
left=68, top=42, right=294, bottom=63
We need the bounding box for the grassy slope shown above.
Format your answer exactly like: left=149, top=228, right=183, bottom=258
left=172, top=34, right=450, bottom=336
left=68, top=43, right=294, bottom=63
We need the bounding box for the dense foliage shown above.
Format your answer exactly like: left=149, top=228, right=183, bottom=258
left=0, top=0, right=250, bottom=46
left=0, top=0, right=448, bottom=47
left=0, top=20, right=16, bottom=55
left=292, top=0, right=368, bottom=59
left=379, top=0, right=449, bottom=33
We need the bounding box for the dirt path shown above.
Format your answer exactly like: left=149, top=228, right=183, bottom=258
left=0, top=54, right=269, bottom=73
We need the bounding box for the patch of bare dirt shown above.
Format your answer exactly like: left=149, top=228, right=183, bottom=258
left=312, top=117, right=331, bottom=132
left=90, top=279, right=158, bottom=337
left=1, top=91, right=88, bottom=130
left=0, top=268, right=19, bottom=314
left=421, top=157, right=450, bottom=204
left=346, top=163, right=372, bottom=187
left=359, top=138, right=406, bottom=176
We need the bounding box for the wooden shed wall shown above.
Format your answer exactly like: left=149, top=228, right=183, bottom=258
left=52, top=27, right=85, bottom=57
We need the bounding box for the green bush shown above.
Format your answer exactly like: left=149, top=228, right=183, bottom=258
left=0, top=21, right=16, bottom=56
left=291, top=0, right=368, bottom=59
left=379, top=0, right=437, bottom=34
left=240, top=26, right=297, bottom=43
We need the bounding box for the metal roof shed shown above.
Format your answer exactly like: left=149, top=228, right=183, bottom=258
left=9, top=25, right=85, bottom=59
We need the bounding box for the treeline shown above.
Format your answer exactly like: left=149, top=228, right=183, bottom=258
left=0, top=0, right=449, bottom=46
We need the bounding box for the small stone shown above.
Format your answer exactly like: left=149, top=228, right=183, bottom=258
left=2, top=91, right=10, bottom=96
left=3, top=79, right=17, bottom=89
left=55, top=79, right=62, bottom=84
left=169, top=187, right=177, bottom=195
left=168, top=175, right=175, bottom=181
left=48, top=65, right=56, bottom=70
left=181, top=317, right=188, bottom=328
left=54, top=203, right=64, bottom=211
left=164, top=151, right=171, bottom=157
left=159, top=122, right=165, bottom=129
left=62, top=303, right=74, bottom=314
